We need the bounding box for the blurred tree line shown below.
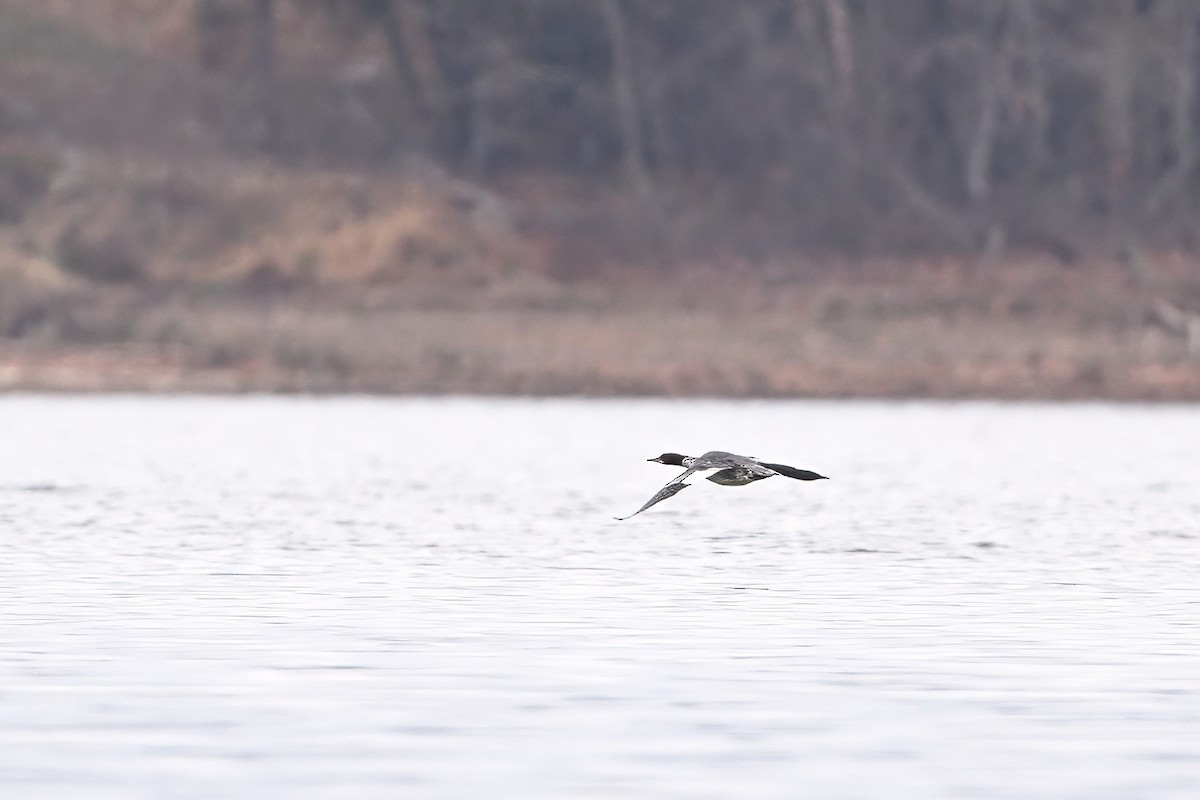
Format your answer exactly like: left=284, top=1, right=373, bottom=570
left=197, top=0, right=1200, bottom=260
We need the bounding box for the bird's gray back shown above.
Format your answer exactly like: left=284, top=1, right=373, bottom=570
left=695, top=451, right=775, bottom=476
left=695, top=450, right=748, bottom=466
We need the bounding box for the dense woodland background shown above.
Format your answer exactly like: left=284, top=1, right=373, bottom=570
left=201, top=0, right=1200, bottom=261
left=0, top=1, right=1198, bottom=397
left=4, top=1, right=1200, bottom=266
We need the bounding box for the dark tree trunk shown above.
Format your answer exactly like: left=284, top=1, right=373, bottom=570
left=371, top=0, right=429, bottom=117
left=599, top=0, right=652, bottom=200
left=250, top=0, right=281, bottom=151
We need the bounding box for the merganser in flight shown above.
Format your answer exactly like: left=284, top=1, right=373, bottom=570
left=616, top=451, right=827, bottom=520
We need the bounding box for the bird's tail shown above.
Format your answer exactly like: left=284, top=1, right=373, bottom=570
left=761, top=462, right=828, bottom=481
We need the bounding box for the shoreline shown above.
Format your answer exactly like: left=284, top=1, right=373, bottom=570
left=3, top=261, right=1198, bottom=402
left=2, top=333, right=1196, bottom=403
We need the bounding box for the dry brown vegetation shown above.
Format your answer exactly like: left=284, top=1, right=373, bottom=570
left=4, top=247, right=1199, bottom=399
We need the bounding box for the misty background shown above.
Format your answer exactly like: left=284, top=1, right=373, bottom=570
left=0, top=0, right=1197, bottom=397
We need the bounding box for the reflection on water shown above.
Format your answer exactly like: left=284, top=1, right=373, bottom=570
left=1, top=396, right=1198, bottom=799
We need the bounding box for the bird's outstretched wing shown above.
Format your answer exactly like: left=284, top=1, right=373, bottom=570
left=615, top=481, right=691, bottom=520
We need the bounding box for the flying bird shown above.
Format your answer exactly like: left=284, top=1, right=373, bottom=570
left=616, top=450, right=827, bottom=520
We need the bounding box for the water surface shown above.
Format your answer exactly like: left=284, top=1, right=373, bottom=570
left=1, top=397, right=1198, bottom=798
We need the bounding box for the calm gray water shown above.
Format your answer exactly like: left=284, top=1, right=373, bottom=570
left=1, top=396, right=1198, bottom=799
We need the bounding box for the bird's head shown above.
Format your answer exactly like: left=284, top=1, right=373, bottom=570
left=648, top=452, right=687, bottom=466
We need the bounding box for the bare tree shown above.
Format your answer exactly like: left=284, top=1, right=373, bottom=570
left=358, top=0, right=429, bottom=117
left=250, top=0, right=281, bottom=151
left=819, top=0, right=858, bottom=133
left=599, top=0, right=651, bottom=200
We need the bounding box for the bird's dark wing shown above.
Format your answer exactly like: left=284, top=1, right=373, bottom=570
left=615, top=482, right=691, bottom=520
left=759, top=462, right=828, bottom=481
left=706, top=467, right=771, bottom=486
